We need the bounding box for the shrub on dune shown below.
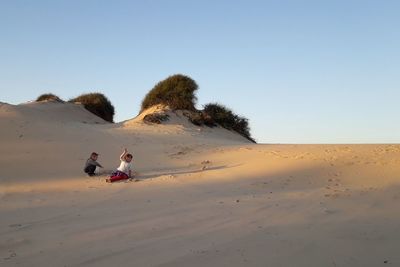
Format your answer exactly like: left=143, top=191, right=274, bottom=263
left=185, top=111, right=216, bottom=127
left=203, top=103, right=255, bottom=143
left=69, top=93, right=115, bottom=123
left=141, top=74, right=198, bottom=112
left=143, top=113, right=170, bottom=124
left=36, top=93, right=64, bottom=103
left=140, top=74, right=255, bottom=142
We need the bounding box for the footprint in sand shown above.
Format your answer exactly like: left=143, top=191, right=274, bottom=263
left=323, top=208, right=338, bottom=214
left=3, top=250, right=17, bottom=260
left=324, top=193, right=340, bottom=199
left=8, top=223, right=32, bottom=230
left=9, top=223, right=23, bottom=228
left=201, top=160, right=212, bottom=171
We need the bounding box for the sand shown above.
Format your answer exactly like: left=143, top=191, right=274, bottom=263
left=1, top=101, right=400, bottom=266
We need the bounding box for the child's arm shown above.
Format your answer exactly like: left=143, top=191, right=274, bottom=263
left=128, top=169, right=132, bottom=178
left=120, top=148, right=128, bottom=161
left=89, top=159, right=102, bottom=168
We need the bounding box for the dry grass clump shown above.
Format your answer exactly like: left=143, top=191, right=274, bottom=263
left=36, top=93, right=64, bottom=103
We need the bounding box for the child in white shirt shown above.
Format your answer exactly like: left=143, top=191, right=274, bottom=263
left=107, top=148, right=133, bottom=183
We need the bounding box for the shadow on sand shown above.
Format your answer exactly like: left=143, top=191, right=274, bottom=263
left=133, top=164, right=242, bottom=181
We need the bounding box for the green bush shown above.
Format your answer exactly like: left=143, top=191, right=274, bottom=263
left=141, top=74, right=198, bottom=112
left=203, top=103, right=255, bottom=143
left=69, top=93, right=115, bottom=123
left=139, top=74, right=254, bottom=142
left=36, top=93, right=64, bottom=103
left=184, top=111, right=216, bottom=127
left=143, top=113, right=170, bottom=124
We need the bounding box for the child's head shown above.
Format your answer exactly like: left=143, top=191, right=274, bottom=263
left=125, top=153, right=133, bottom=162
left=90, top=152, right=99, bottom=160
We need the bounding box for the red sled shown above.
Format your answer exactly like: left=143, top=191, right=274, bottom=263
left=107, top=173, right=129, bottom=183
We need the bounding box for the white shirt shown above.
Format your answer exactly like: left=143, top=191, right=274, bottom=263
left=117, top=160, right=132, bottom=174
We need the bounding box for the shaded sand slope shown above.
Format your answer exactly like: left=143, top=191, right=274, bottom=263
left=1, top=102, right=400, bottom=266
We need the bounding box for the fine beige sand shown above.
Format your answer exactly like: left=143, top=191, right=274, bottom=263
left=1, top=101, right=400, bottom=266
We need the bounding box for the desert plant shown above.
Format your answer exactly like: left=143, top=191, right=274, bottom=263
left=184, top=111, right=216, bottom=127
left=141, top=74, right=198, bottom=112
left=143, top=113, right=170, bottom=124
left=69, top=93, right=115, bottom=123
left=203, top=103, right=255, bottom=143
left=36, top=93, right=64, bottom=102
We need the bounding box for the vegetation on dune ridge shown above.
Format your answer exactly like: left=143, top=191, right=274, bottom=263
left=69, top=93, right=115, bottom=123
left=143, top=113, right=170, bottom=124
left=141, top=74, right=198, bottom=112
left=203, top=103, right=255, bottom=143
left=184, top=110, right=216, bottom=127
left=36, top=93, right=64, bottom=103
left=33, top=75, right=255, bottom=142
left=141, top=74, right=256, bottom=143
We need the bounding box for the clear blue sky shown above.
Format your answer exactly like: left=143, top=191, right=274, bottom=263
left=1, top=0, right=399, bottom=143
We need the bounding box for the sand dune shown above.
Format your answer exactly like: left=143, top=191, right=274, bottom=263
left=1, top=102, right=400, bottom=266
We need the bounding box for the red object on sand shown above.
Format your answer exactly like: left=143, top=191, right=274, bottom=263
left=109, top=173, right=129, bottom=182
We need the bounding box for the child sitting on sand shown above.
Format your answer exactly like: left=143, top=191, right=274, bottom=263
left=84, top=152, right=103, bottom=176
left=107, top=148, right=133, bottom=183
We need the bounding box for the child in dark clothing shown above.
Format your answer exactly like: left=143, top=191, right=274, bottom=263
left=84, top=152, right=103, bottom=176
